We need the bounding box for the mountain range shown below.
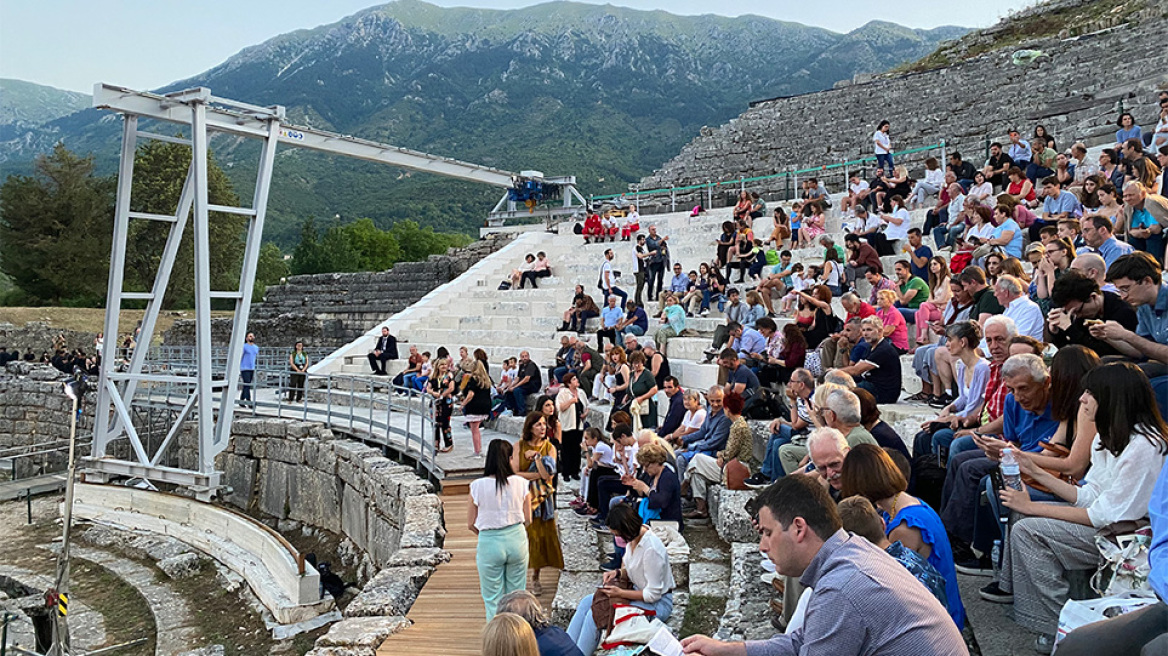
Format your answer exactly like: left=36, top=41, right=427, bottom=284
left=0, top=0, right=967, bottom=244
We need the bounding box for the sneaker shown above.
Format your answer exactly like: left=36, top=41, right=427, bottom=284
left=500, top=409, right=514, bottom=418
left=979, top=582, right=1014, bottom=604
left=743, top=473, right=771, bottom=487
left=590, top=519, right=611, bottom=533
left=1033, top=634, right=1056, bottom=655
left=600, top=557, right=621, bottom=571
left=700, top=309, right=710, bottom=317
left=928, top=394, right=953, bottom=409
left=955, top=556, right=995, bottom=577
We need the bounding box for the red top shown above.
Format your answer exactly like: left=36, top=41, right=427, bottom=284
left=847, top=302, right=877, bottom=322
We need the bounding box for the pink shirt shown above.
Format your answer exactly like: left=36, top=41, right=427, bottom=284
left=877, top=307, right=909, bottom=351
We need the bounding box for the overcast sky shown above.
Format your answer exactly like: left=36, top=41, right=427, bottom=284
left=2, top=0, right=1037, bottom=94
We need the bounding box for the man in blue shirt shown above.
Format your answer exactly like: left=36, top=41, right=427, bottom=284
left=940, top=354, right=1058, bottom=569
left=677, top=386, right=730, bottom=475
left=1007, top=129, right=1032, bottom=166
left=596, top=295, right=625, bottom=350
left=1097, top=253, right=1168, bottom=381
left=1054, top=459, right=1168, bottom=655
left=1082, top=214, right=1135, bottom=267
left=616, top=301, right=648, bottom=337
left=240, top=332, right=259, bottom=402
left=905, top=228, right=932, bottom=280
left=658, top=262, right=691, bottom=317
left=728, top=322, right=767, bottom=362
left=1035, top=177, right=1083, bottom=242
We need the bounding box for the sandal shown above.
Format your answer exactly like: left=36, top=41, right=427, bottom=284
left=906, top=391, right=931, bottom=402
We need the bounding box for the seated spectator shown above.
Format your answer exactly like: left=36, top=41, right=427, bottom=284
left=853, top=387, right=910, bottom=462
left=560, top=285, right=600, bottom=333
left=755, top=321, right=806, bottom=388
left=502, top=351, right=541, bottom=417
left=483, top=612, right=540, bottom=656
left=841, top=173, right=872, bottom=215
left=683, top=391, right=756, bottom=519
left=510, top=253, right=536, bottom=289
left=519, top=251, right=552, bottom=289
left=658, top=262, right=690, bottom=314
left=843, top=233, right=882, bottom=291
left=986, top=203, right=1025, bottom=259
left=985, top=143, right=1014, bottom=190
left=837, top=496, right=950, bottom=611
left=719, top=348, right=761, bottom=401
left=627, top=440, right=683, bottom=527
left=874, top=289, right=910, bottom=353
left=496, top=591, right=584, bottom=656
left=676, top=386, right=730, bottom=475
left=596, top=295, right=624, bottom=351
left=366, top=326, right=398, bottom=375
left=679, top=476, right=966, bottom=656
left=841, top=443, right=966, bottom=629
left=752, top=368, right=815, bottom=485
left=1027, top=137, right=1057, bottom=183
left=1033, top=176, right=1082, bottom=242
left=615, top=301, right=648, bottom=338
left=921, top=322, right=989, bottom=453
left=912, top=156, right=947, bottom=207
left=1048, top=269, right=1138, bottom=357
left=653, top=374, right=684, bottom=440
left=652, top=294, right=687, bottom=359
left=1096, top=252, right=1168, bottom=380
left=985, top=363, right=1168, bottom=653
left=836, top=315, right=903, bottom=403
left=1031, top=236, right=1076, bottom=313
left=662, top=387, right=706, bottom=447
left=1081, top=214, right=1135, bottom=267
left=994, top=275, right=1044, bottom=340
left=940, top=354, right=1059, bottom=571
left=1117, top=181, right=1168, bottom=266
left=566, top=504, right=675, bottom=655
left=931, top=183, right=967, bottom=249
left=913, top=256, right=953, bottom=348
left=778, top=384, right=876, bottom=475
left=864, top=268, right=898, bottom=306
left=892, top=259, right=930, bottom=326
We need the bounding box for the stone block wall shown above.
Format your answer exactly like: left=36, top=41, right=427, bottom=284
left=639, top=15, right=1168, bottom=207
left=0, top=363, right=96, bottom=479
left=162, top=234, right=515, bottom=349
left=0, top=322, right=98, bottom=358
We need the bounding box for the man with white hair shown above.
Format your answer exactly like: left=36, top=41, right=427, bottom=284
left=1117, top=180, right=1168, bottom=265
left=993, top=275, right=1044, bottom=340
left=801, top=427, right=853, bottom=499
left=778, top=384, right=876, bottom=475
left=940, top=353, right=1058, bottom=575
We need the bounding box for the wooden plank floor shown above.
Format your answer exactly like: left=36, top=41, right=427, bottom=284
left=378, top=490, right=559, bottom=656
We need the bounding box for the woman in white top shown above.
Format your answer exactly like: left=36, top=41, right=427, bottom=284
left=665, top=388, right=707, bottom=446
left=881, top=194, right=912, bottom=249
left=912, top=157, right=946, bottom=209
left=996, top=362, right=1168, bottom=639
left=566, top=503, right=676, bottom=655
left=968, top=170, right=994, bottom=207
left=924, top=322, right=989, bottom=438
left=469, top=439, right=533, bottom=620
left=555, top=372, right=590, bottom=482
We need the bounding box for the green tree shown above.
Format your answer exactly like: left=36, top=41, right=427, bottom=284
left=343, top=218, right=401, bottom=271
left=0, top=144, right=114, bottom=305
left=126, top=139, right=246, bottom=308
left=291, top=217, right=324, bottom=275
left=390, top=220, right=471, bottom=262
left=252, top=242, right=289, bottom=302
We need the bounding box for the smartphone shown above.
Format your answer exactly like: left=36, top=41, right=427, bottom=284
left=1084, top=319, right=1103, bottom=327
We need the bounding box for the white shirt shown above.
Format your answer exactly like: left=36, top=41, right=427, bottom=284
left=1153, top=115, right=1168, bottom=150
left=969, top=182, right=994, bottom=206
left=967, top=222, right=996, bottom=241
left=470, top=475, right=528, bottom=531
left=1003, top=295, right=1044, bottom=339
left=593, top=441, right=617, bottom=468
left=556, top=387, right=589, bottom=432
left=883, top=208, right=911, bottom=241
left=618, top=442, right=640, bottom=477
left=923, top=168, right=945, bottom=187
left=600, top=260, right=616, bottom=288
left=1075, top=430, right=1167, bottom=528
left=849, top=180, right=870, bottom=195
left=624, top=211, right=640, bottom=228
left=683, top=408, right=707, bottom=432
left=624, top=530, right=676, bottom=603
left=1074, top=157, right=1099, bottom=183
left=873, top=130, right=891, bottom=155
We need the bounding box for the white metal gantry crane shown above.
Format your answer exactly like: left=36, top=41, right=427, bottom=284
left=87, top=83, right=587, bottom=497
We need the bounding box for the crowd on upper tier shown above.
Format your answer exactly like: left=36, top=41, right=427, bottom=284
left=331, top=97, right=1168, bottom=656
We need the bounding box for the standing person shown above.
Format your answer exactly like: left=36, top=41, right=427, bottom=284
left=460, top=359, right=493, bottom=457
left=555, top=373, right=589, bottom=481
left=513, top=412, right=564, bottom=596
left=367, top=326, right=398, bottom=375
left=287, top=340, right=309, bottom=402
left=239, top=332, right=258, bottom=403
left=598, top=249, right=627, bottom=309
left=632, top=234, right=649, bottom=306
left=645, top=225, right=670, bottom=301
left=429, top=358, right=456, bottom=452
left=873, top=120, right=893, bottom=172
left=469, top=439, right=532, bottom=620
left=680, top=476, right=968, bottom=656
left=628, top=350, right=659, bottom=432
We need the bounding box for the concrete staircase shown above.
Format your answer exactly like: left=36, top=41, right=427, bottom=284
left=313, top=200, right=931, bottom=398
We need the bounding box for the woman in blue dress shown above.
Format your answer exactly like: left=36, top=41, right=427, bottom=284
left=841, top=443, right=966, bottom=630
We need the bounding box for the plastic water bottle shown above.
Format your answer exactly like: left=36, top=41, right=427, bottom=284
left=991, top=539, right=1002, bottom=578
left=1001, top=448, right=1023, bottom=491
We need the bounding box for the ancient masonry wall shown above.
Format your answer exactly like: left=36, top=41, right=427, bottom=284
left=638, top=15, right=1168, bottom=206
left=163, top=233, right=516, bottom=349
left=0, top=364, right=96, bottom=480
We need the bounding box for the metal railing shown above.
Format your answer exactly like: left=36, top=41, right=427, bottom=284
left=130, top=362, right=443, bottom=480
left=591, top=141, right=947, bottom=213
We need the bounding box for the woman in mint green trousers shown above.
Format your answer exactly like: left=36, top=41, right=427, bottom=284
left=468, top=439, right=532, bottom=619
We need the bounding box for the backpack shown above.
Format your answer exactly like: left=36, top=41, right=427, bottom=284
left=498, top=280, right=512, bottom=291
left=573, top=222, right=584, bottom=235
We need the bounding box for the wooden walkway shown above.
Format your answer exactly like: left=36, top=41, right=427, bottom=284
left=377, top=488, right=560, bottom=656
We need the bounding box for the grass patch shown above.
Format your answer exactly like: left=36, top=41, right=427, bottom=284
left=0, top=307, right=232, bottom=344
left=679, top=594, right=726, bottom=639
left=71, top=560, right=157, bottom=656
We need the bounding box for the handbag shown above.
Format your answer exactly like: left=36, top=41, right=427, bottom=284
left=724, top=458, right=751, bottom=490
left=1092, top=523, right=1153, bottom=596
left=600, top=605, right=667, bottom=650
left=590, top=571, right=633, bottom=631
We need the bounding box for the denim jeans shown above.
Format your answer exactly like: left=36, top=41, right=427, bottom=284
left=932, top=222, right=964, bottom=249
left=620, top=325, right=646, bottom=337
left=761, top=425, right=794, bottom=480
left=896, top=306, right=918, bottom=325
left=240, top=369, right=254, bottom=401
